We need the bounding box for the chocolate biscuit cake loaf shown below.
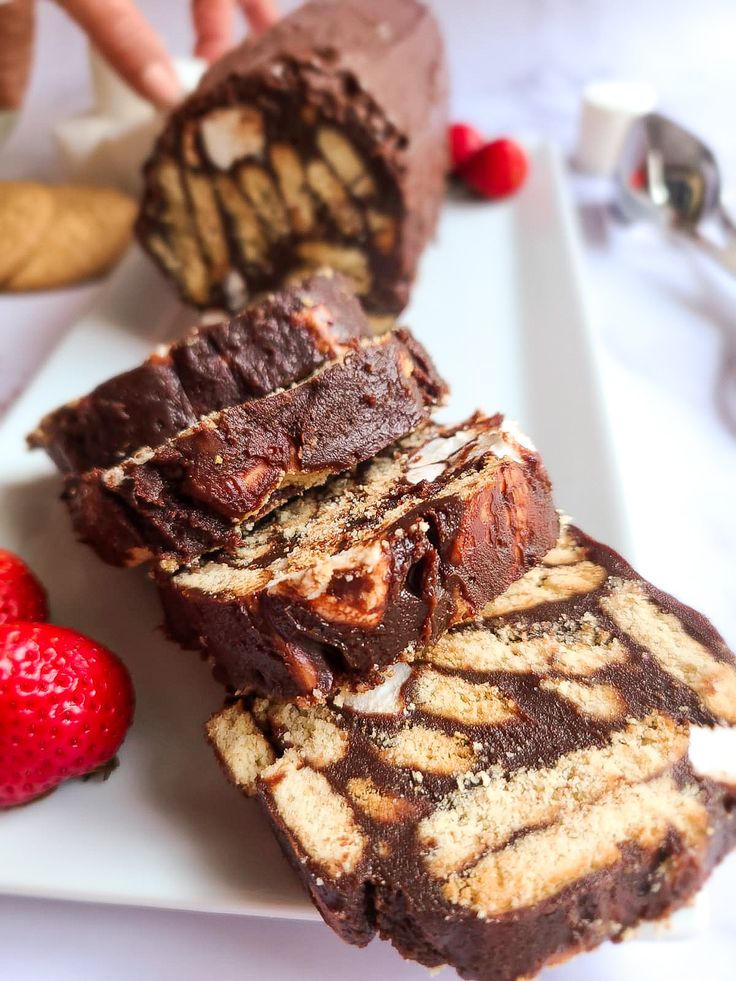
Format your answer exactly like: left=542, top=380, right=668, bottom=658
left=208, top=522, right=736, bottom=980
left=160, top=414, right=559, bottom=698
left=65, top=328, right=446, bottom=567
left=28, top=273, right=371, bottom=475
left=136, top=0, right=448, bottom=314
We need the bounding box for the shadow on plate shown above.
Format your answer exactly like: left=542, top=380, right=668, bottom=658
left=97, top=248, right=198, bottom=345
left=674, top=251, right=736, bottom=438
left=1, top=470, right=306, bottom=907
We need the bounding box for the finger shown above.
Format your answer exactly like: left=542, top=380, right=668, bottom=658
left=0, top=0, right=35, bottom=110
left=237, top=0, right=279, bottom=35
left=57, top=0, right=182, bottom=108
left=192, top=0, right=235, bottom=62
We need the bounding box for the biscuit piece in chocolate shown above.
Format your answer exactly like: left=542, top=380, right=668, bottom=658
left=161, top=414, right=559, bottom=699
left=208, top=522, right=736, bottom=979
left=29, top=273, right=371, bottom=475
left=136, top=0, right=448, bottom=315
left=65, top=329, right=446, bottom=567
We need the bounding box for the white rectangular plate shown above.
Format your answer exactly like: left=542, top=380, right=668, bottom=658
left=0, top=144, right=631, bottom=918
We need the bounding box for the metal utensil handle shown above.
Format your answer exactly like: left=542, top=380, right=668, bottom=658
left=687, top=216, right=736, bottom=276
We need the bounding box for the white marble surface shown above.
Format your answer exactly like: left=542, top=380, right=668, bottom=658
left=1, top=1, right=736, bottom=978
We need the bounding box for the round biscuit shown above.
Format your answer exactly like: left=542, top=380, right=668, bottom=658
left=0, top=181, right=55, bottom=284
left=4, top=185, right=136, bottom=291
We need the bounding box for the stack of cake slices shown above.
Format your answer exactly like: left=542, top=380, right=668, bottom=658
left=32, top=269, right=736, bottom=980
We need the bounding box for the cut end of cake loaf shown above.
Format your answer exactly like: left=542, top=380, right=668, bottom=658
left=161, top=412, right=559, bottom=699
left=136, top=0, right=448, bottom=314
left=28, top=272, right=373, bottom=476
left=207, top=522, right=736, bottom=981
left=64, top=327, right=447, bottom=568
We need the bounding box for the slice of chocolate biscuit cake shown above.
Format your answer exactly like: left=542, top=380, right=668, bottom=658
left=208, top=521, right=736, bottom=979
left=160, top=413, right=559, bottom=699
left=64, top=327, right=446, bottom=567
left=29, top=273, right=372, bottom=475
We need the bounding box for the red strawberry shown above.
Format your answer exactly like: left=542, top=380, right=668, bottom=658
left=630, top=164, right=647, bottom=191
left=0, top=622, right=134, bottom=808
left=449, top=122, right=485, bottom=172
left=0, top=549, right=48, bottom=625
left=459, top=138, right=529, bottom=200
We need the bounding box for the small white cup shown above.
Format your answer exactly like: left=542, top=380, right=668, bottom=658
left=575, top=80, right=658, bottom=176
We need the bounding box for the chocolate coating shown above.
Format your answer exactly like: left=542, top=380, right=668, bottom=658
left=28, top=274, right=370, bottom=474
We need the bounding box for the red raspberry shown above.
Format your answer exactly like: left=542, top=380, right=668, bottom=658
left=0, top=622, right=134, bottom=808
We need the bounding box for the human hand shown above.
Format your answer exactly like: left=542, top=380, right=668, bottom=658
left=0, top=1, right=35, bottom=112
left=0, top=0, right=280, bottom=111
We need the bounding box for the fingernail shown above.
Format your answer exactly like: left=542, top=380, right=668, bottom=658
left=141, top=61, right=182, bottom=109
left=195, top=39, right=230, bottom=63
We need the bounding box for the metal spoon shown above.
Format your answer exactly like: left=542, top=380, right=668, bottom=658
left=615, top=112, right=736, bottom=274
left=616, top=112, right=736, bottom=434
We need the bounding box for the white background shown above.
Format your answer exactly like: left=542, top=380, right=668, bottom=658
left=2, top=1, right=736, bottom=978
